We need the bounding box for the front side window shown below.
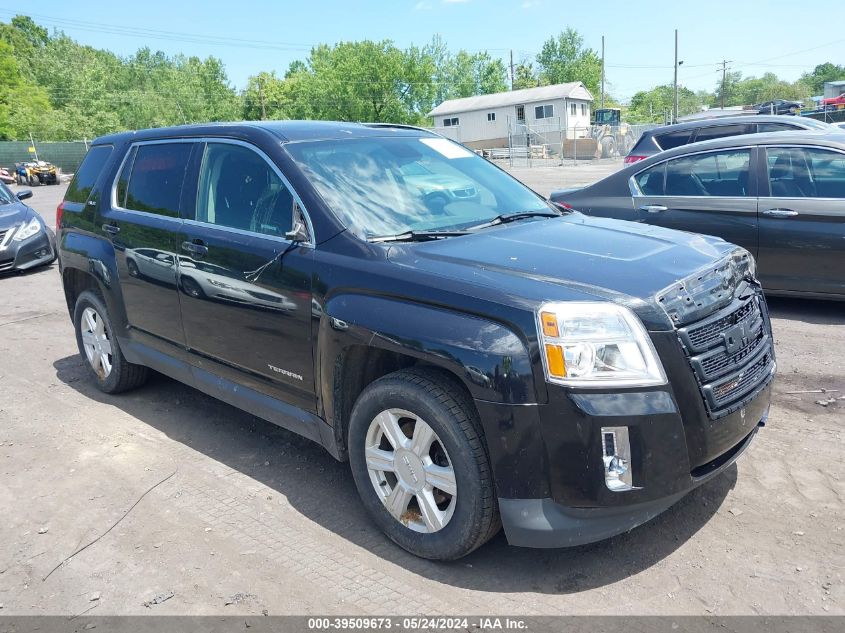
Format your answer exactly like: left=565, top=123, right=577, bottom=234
left=195, top=143, right=294, bottom=237
left=286, top=136, right=551, bottom=239
left=766, top=147, right=845, bottom=198
left=534, top=104, right=554, bottom=119
left=664, top=149, right=751, bottom=197
left=120, top=143, right=192, bottom=217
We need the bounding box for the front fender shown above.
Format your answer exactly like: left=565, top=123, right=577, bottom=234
left=320, top=293, right=536, bottom=406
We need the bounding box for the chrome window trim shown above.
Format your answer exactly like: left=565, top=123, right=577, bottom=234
left=629, top=145, right=755, bottom=198
left=109, top=137, right=315, bottom=247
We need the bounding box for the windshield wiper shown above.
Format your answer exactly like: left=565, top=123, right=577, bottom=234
left=368, top=229, right=472, bottom=243
left=469, top=210, right=561, bottom=231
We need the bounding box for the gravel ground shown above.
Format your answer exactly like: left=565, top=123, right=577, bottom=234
left=0, top=173, right=842, bottom=616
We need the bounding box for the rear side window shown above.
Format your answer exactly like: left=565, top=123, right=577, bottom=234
left=654, top=130, right=692, bottom=150
left=665, top=150, right=751, bottom=197
left=693, top=124, right=751, bottom=143
left=119, top=143, right=193, bottom=217
left=65, top=145, right=113, bottom=203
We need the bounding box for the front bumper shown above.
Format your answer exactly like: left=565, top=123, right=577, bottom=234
left=499, top=422, right=761, bottom=548
left=0, top=228, right=56, bottom=273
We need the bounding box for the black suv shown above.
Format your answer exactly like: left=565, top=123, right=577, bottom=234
left=626, top=114, right=834, bottom=164
left=57, top=122, right=774, bottom=560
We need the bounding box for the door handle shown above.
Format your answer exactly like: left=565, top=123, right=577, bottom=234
left=763, top=208, right=799, bottom=217
left=181, top=240, right=208, bottom=257
left=101, top=223, right=120, bottom=235
left=640, top=204, right=668, bottom=213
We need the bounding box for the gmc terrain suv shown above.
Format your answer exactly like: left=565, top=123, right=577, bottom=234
left=57, top=122, right=775, bottom=560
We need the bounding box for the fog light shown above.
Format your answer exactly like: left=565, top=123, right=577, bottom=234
left=601, top=426, right=637, bottom=492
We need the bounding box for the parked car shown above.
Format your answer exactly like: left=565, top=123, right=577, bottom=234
left=755, top=99, right=803, bottom=115
left=553, top=130, right=845, bottom=300
left=57, top=121, right=774, bottom=560
left=0, top=183, right=56, bottom=273
left=822, top=92, right=845, bottom=107
left=625, top=115, right=835, bottom=164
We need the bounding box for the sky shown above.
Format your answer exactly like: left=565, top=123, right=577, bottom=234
left=1, top=0, right=843, bottom=102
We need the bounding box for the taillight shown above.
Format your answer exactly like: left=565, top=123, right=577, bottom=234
left=56, top=202, right=64, bottom=233
left=624, top=155, right=646, bottom=165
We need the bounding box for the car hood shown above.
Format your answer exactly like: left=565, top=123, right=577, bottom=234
left=387, top=213, right=737, bottom=330
left=0, top=202, right=30, bottom=228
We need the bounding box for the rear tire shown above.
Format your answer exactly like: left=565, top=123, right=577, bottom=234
left=73, top=290, right=149, bottom=394
left=348, top=367, right=500, bottom=560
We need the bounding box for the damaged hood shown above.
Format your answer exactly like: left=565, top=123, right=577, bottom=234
left=387, top=213, right=738, bottom=329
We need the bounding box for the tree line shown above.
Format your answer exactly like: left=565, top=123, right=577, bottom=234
left=1, top=14, right=842, bottom=140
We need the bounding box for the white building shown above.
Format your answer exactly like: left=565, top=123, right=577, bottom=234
left=427, top=82, right=594, bottom=150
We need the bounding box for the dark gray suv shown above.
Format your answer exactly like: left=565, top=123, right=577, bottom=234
left=625, top=115, right=835, bottom=164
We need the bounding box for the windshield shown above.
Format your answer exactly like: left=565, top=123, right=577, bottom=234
left=0, top=182, right=17, bottom=206
left=285, top=136, right=550, bottom=239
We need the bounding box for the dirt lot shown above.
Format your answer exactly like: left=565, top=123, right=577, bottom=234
left=1, top=170, right=843, bottom=617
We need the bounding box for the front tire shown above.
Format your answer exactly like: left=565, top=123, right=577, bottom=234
left=348, top=368, right=500, bottom=560
left=73, top=290, right=149, bottom=393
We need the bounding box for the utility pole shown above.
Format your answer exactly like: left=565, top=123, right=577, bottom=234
left=600, top=35, right=605, bottom=109
left=673, top=29, right=679, bottom=123
left=510, top=49, right=514, bottom=90
left=258, top=77, right=267, bottom=121
left=720, top=60, right=732, bottom=109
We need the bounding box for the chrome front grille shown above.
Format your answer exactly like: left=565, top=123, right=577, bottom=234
left=678, top=293, right=774, bottom=417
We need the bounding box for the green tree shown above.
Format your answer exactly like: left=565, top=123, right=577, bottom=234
left=627, top=84, right=704, bottom=123
left=713, top=71, right=807, bottom=107
left=800, top=62, right=845, bottom=95
left=512, top=62, right=538, bottom=90
left=536, top=28, right=601, bottom=94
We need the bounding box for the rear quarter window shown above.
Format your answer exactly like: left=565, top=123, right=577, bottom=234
left=654, top=130, right=692, bottom=150
left=64, top=145, right=114, bottom=204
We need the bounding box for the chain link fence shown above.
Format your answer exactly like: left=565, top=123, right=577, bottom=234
left=0, top=141, right=90, bottom=175
left=429, top=119, right=658, bottom=168
left=500, top=118, right=657, bottom=168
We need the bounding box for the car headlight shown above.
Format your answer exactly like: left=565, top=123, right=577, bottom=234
left=13, top=217, right=42, bottom=242
left=537, top=302, right=666, bottom=388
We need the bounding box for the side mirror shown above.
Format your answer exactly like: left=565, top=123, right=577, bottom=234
left=285, top=220, right=309, bottom=243
left=16, top=189, right=33, bottom=201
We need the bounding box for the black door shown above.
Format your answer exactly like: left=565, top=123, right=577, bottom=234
left=757, top=146, right=845, bottom=295
left=632, top=147, right=759, bottom=257
left=100, top=141, right=197, bottom=350
left=176, top=141, right=316, bottom=412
